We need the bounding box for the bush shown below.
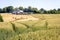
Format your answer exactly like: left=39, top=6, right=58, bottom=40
left=0, top=15, right=3, bottom=22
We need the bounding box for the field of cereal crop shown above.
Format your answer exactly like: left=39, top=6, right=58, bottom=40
left=0, top=13, right=60, bottom=40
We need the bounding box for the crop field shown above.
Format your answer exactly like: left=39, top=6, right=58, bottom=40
left=0, top=13, right=60, bottom=40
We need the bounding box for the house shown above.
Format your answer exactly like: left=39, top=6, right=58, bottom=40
left=12, top=8, right=24, bottom=15
left=12, top=8, right=33, bottom=15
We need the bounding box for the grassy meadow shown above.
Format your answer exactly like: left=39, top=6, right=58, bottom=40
left=0, top=13, right=60, bottom=40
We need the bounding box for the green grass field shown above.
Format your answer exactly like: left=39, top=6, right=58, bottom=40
left=0, top=14, right=60, bottom=40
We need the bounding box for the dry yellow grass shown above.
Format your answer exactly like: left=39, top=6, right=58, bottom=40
left=0, top=13, right=39, bottom=22
left=31, top=14, right=60, bottom=28
left=0, top=13, right=60, bottom=29
left=0, top=22, right=13, bottom=30
left=0, top=13, right=60, bottom=40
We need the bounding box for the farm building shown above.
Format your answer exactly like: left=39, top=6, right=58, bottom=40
left=12, top=8, right=33, bottom=15
left=12, top=8, right=24, bottom=15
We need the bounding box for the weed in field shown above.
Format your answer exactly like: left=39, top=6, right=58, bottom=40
left=10, top=23, right=16, bottom=32
left=45, top=20, right=48, bottom=29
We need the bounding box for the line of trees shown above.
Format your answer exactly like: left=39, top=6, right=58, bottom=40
left=0, top=6, right=60, bottom=14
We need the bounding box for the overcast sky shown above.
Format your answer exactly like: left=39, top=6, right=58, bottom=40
left=0, top=0, right=60, bottom=10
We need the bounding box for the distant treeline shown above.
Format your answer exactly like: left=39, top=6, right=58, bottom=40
left=0, top=6, right=60, bottom=14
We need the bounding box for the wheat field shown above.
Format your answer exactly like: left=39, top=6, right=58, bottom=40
left=0, top=13, right=60, bottom=40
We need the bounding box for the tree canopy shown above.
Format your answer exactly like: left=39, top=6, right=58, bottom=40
left=0, top=6, right=60, bottom=14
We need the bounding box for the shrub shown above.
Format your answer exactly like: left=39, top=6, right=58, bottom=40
left=0, top=15, right=3, bottom=22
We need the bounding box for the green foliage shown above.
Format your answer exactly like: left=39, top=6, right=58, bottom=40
left=0, top=15, right=3, bottom=22
left=3, top=7, right=7, bottom=13
left=32, top=8, right=39, bottom=13
left=6, top=6, right=14, bottom=12
left=2, top=6, right=14, bottom=13
left=0, top=29, right=15, bottom=40
left=0, top=6, right=60, bottom=14
left=0, top=8, right=2, bottom=13
left=19, top=6, right=23, bottom=10
left=58, top=8, right=60, bottom=11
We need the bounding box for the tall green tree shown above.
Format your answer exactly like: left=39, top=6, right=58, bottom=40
left=56, top=8, right=60, bottom=14
left=40, top=8, right=45, bottom=13
left=6, top=6, right=14, bottom=13
left=58, top=8, right=60, bottom=11
left=49, top=9, right=56, bottom=14
left=19, top=6, right=23, bottom=10
left=53, top=9, right=56, bottom=14
left=28, top=6, right=32, bottom=10
left=32, top=8, right=39, bottom=13
left=3, top=7, right=7, bottom=13
left=0, top=8, right=2, bottom=13
left=28, top=6, right=33, bottom=12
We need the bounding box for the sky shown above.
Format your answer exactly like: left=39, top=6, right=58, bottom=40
left=0, top=0, right=60, bottom=10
